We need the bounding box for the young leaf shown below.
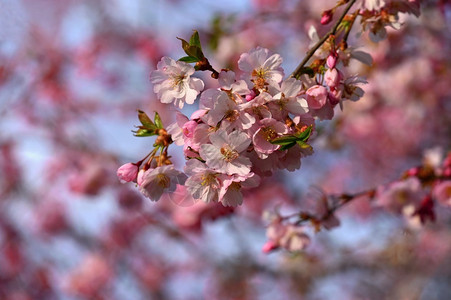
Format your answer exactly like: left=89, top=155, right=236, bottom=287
left=137, top=110, right=154, bottom=128
left=187, top=45, right=204, bottom=60
left=177, top=37, right=191, bottom=54
left=189, top=30, right=202, bottom=49
left=296, top=140, right=313, bottom=151
left=179, top=56, right=199, bottom=63
left=133, top=128, right=156, bottom=137
left=177, top=37, right=204, bottom=60
left=154, top=112, right=163, bottom=129
left=295, top=125, right=313, bottom=142
left=270, top=135, right=297, bottom=145
left=279, top=142, right=297, bottom=151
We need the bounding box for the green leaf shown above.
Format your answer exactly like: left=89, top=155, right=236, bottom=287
left=177, top=37, right=204, bottom=60
left=188, top=45, right=204, bottom=60
left=270, top=135, right=297, bottom=145
left=133, top=128, right=156, bottom=137
left=137, top=110, right=154, bottom=128
left=177, top=37, right=190, bottom=54
left=295, top=125, right=313, bottom=142
left=179, top=56, right=199, bottom=63
left=189, top=30, right=202, bottom=49
left=154, top=112, right=163, bottom=129
left=280, top=142, right=297, bottom=151
left=296, top=140, right=313, bottom=151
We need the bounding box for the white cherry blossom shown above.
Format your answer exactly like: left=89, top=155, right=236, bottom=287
left=150, top=57, right=204, bottom=108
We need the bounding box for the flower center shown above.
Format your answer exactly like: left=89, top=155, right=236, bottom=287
left=157, top=174, right=170, bottom=188
left=229, top=182, right=241, bottom=191
left=261, top=127, right=277, bottom=141
left=201, top=173, right=218, bottom=187
left=220, top=146, right=239, bottom=162
left=252, top=68, right=268, bottom=89
left=171, top=74, right=186, bottom=88
left=224, top=109, right=239, bottom=122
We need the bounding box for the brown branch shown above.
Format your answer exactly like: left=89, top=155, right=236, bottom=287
left=290, top=0, right=358, bottom=78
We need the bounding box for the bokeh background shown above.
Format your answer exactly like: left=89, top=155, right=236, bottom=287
left=0, top=0, right=450, bottom=299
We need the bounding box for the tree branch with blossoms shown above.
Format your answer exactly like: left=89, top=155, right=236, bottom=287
left=290, top=0, right=357, bottom=79
left=117, top=0, right=433, bottom=252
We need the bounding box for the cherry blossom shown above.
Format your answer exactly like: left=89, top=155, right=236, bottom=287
left=200, top=129, right=252, bottom=176
left=139, top=165, right=187, bottom=201
left=150, top=57, right=204, bottom=108
left=238, top=47, right=284, bottom=90
left=184, top=159, right=221, bottom=204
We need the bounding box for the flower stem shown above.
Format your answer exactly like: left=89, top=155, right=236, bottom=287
left=290, top=0, right=358, bottom=78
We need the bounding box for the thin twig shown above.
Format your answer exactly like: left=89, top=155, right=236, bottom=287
left=290, top=0, right=358, bottom=78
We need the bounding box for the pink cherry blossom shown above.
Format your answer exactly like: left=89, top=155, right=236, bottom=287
left=166, top=112, right=190, bottom=146
left=218, top=173, right=260, bottom=206
left=269, top=78, right=309, bottom=118
left=139, top=165, right=187, bottom=201
left=184, top=159, right=221, bottom=204
left=376, top=177, right=425, bottom=214
left=183, top=123, right=211, bottom=158
left=150, top=56, right=204, bottom=108
left=342, top=75, right=367, bottom=102
left=278, top=225, right=311, bottom=252
left=265, top=218, right=310, bottom=252
left=252, top=118, right=288, bottom=159
left=200, top=129, right=252, bottom=176
left=203, top=91, right=255, bottom=130
left=238, top=47, right=284, bottom=90
left=218, top=70, right=251, bottom=103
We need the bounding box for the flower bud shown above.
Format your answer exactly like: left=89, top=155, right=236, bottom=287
left=245, top=90, right=256, bottom=102
left=406, top=167, right=421, bottom=177
left=306, top=85, right=327, bottom=109
left=262, top=240, right=279, bottom=253
left=327, top=52, right=338, bottom=69
left=328, top=90, right=341, bottom=106
left=321, top=10, right=333, bottom=25
left=324, top=68, right=342, bottom=88
left=117, top=163, right=138, bottom=183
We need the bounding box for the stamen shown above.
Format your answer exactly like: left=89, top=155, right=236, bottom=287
left=221, top=146, right=239, bottom=162
left=157, top=174, right=170, bottom=188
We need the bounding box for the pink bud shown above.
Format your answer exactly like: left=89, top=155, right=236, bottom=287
left=328, top=90, right=341, bottom=106
left=306, top=85, right=328, bottom=109
left=245, top=90, right=256, bottom=101
left=262, top=240, right=279, bottom=253
left=444, top=167, right=451, bottom=178
left=327, top=52, right=338, bottom=69
left=324, top=68, right=342, bottom=88
left=406, top=167, right=420, bottom=177
left=182, top=120, right=197, bottom=138
left=117, top=163, right=138, bottom=183
left=321, top=10, right=333, bottom=25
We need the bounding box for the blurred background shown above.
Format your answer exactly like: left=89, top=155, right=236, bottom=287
left=0, top=0, right=450, bottom=299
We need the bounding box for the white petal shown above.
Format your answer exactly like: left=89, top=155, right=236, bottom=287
left=229, top=130, right=251, bottom=153
left=209, top=129, right=228, bottom=147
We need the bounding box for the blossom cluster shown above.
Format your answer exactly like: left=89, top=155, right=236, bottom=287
left=264, top=149, right=451, bottom=252
left=118, top=45, right=367, bottom=207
